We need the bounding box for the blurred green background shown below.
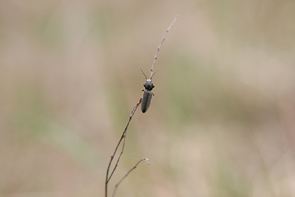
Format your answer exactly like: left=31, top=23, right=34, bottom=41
left=1, top=0, right=295, bottom=196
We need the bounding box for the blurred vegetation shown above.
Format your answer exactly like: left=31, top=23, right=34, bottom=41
left=1, top=0, right=295, bottom=196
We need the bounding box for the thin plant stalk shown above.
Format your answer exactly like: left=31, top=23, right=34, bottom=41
left=105, top=98, right=141, bottom=197
left=150, top=15, right=178, bottom=80
left=104, top=15, right=178, bottom=197
left=112, top=158, right=149, bottom=197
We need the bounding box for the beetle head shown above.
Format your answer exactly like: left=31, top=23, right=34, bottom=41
left=144, top=79, right=154, bottom=91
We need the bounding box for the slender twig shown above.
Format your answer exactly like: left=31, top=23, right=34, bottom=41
left=105, top=15, right=178, bottom=197
left=112, top=158, right=150, bottom=197
left=105, top=98, right=142, bottom=197
left=150, top=15, right=178, bottom=80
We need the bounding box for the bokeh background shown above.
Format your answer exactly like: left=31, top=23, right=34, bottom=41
left=1, top=0, right=295, bottom=196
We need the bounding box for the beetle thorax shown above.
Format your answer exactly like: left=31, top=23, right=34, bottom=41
left=144, top=79, right=154, bottom=91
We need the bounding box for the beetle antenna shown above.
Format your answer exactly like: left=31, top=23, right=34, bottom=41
left=140, top=68, right=148, bottom=80
left=150, top=15, right=178, bottom=79
left=150, top=70, right=159, bottom=80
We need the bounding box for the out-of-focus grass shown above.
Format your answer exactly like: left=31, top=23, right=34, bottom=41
left=1, top=0, right=295, bottom=196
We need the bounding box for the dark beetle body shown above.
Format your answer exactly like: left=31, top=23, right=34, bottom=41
left=141, top=79, right=154, bottom=113
left=141, top=89, right=153, bottom=113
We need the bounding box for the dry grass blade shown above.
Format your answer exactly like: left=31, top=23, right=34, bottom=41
left=150, top=15, right=178, bottom=80
left=112, top=158, right=150, bottom=197
left=105, top=15, right=178, bottom=197
left=105, top=98, right=141, bottom=197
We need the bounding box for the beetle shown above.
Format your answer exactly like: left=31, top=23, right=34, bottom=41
left=140, top=69, right=157, bottom=113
